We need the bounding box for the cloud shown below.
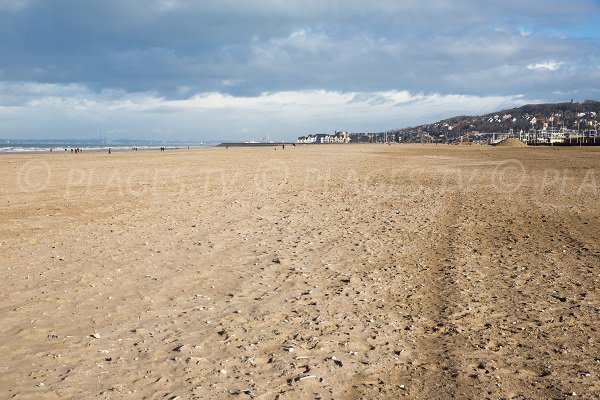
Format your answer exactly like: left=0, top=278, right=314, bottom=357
left=0, top=1, right=599, bottom=139
left=0, top=82, right=532, bottom=140
left=2, top=1, right=598, bottom=95
left=527, top=61, right=564, bottom=71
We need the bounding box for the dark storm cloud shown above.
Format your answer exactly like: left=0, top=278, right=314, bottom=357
left=1, top=1, right=599, bottom=140
left=1, top=0, right=598, bottom=98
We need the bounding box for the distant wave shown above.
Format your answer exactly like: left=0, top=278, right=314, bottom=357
left=1, top=147, right=52, bottom=153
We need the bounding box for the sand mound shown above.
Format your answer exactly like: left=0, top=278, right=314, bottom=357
left=494, top=137, right=528, bottom=147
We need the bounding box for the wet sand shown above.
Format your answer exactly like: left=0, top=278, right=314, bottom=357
left=0, top=144, right=598, bottom=399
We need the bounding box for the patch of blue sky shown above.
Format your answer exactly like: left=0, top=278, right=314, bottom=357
left=519, top=16, right=600, bottom=40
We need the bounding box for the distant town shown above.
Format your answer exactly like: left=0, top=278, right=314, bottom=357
left=298, top=100, right=600, bottom=146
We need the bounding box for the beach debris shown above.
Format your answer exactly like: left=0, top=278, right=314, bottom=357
left=272, top=257, right=281, bottom=264
left=172, top=344, right=188, bottom=352
left=288, top=374, right=318, bottom=385
left=551, top=294, right=567, bottom=302
left=91, top=332, right=101, bottom=339
left=282, top=341, right=296, bottom=352
left=229, top=388, right=252, bottom=395
left=331, top=355, right=343, bottom=367
left=47, top=334, right=59, bottom=341
left=185, top=356, right=203, bottom=365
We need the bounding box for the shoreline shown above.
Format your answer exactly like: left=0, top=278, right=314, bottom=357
left=0, top=145, right=213, bottom=156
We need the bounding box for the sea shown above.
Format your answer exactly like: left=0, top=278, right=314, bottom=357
left=0, top=140, right=211, bottom=153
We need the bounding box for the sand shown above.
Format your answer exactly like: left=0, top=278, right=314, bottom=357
left=494, top=138, right=529, bottom=147
left=0, top=144, right=598, bottom=399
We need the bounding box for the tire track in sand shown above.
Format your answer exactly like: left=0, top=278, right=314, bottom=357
left=409, top=191, right=467, bottom=399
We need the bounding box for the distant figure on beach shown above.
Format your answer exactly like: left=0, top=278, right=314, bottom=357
left=282, top=144, right=285, bottom=150
left=225, top=146, right=229, bottom=149
left=292, top=143, right=296, bottom=148
left=108, top=148, right=111, bottom=154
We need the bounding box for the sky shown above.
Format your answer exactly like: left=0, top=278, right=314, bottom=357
left=1, top=0, right=599, bottom=142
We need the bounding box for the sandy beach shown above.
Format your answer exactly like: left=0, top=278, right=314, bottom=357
left=0, top=144, right=598, bottom=399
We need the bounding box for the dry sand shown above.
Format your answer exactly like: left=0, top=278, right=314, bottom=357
left=0, top=144, right=598, bottom=399
left=494, top=138, right=529, bottom=148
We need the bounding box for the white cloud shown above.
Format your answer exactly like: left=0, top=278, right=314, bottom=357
left=0, top=82, right=532, bottom=140
left=519, top=28, right=532, bottom=37
left=527, top=61, right=564, bottom=71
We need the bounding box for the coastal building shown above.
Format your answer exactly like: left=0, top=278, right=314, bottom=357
left=297, top=130, right=350, bottom=144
